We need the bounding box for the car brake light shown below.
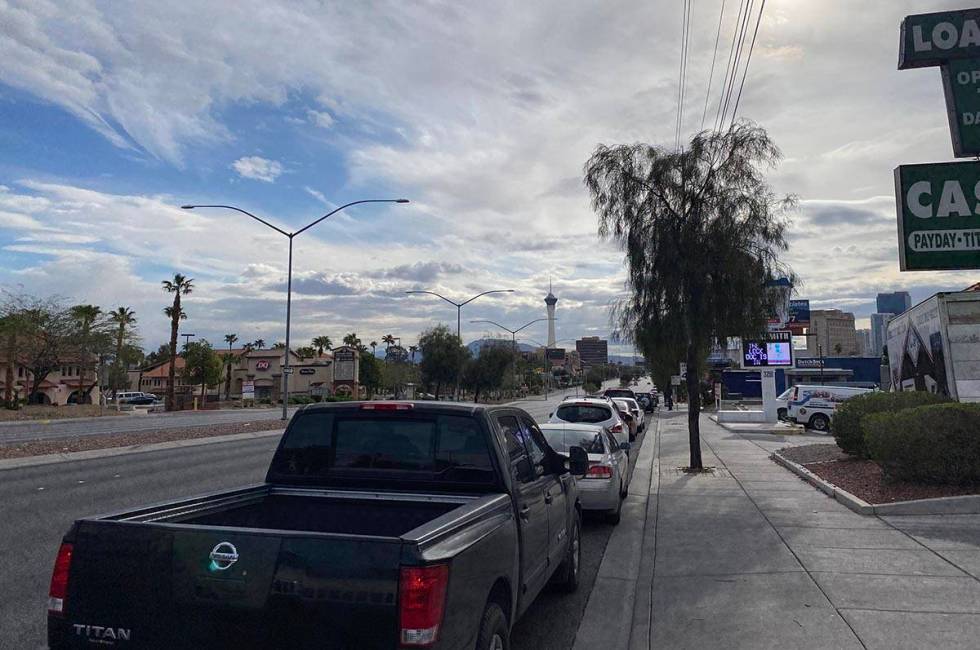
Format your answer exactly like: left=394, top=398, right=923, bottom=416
left=48, top=542, right=73, bottom=616
left=610, top=423, right=623, bottom=433
left=361, top=403, right=414, bottom=411
left=399, top=564, right=449, bottom=647
left=586, top=464, right=613, bottom=479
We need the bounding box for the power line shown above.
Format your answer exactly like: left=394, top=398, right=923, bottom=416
left=713, top=0, right=746, bottom=131
left=676, top=0, right=691, bottom=148
left=729, top=0, right=766, bottom=128
left=720, top=0, right=755, bottom=130
left=701, top=0, right=727, bottom=130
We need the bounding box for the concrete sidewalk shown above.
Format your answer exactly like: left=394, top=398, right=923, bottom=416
left=574, top=408, right=980, bottom=649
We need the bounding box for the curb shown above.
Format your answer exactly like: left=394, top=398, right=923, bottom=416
left=0, top=429, right=284, bottom=471
left=771, top=450, right=980, bottom=516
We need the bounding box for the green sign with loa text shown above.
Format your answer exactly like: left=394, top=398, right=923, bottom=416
left=894, top=160, right=980, bottom=271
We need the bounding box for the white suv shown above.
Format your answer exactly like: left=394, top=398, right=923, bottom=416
left=549, top=397, right=629, bottom=444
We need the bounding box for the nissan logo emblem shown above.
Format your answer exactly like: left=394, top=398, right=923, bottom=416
left=209, top=542, right=239, bottom=571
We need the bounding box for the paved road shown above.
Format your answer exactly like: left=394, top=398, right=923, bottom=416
left=0, top=388, right=593, bottom=446
left=0, top=381, right=644, bottom=648
left=0, top=407, right=301, bottom=445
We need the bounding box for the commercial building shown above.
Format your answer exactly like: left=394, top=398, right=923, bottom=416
left=855, top=329, right=872, bottom=357
left=0, top=357, right=101, bottom=405
left=576, top=336, right=608, bottom=367
left=869, top=313, right=894, bottom=358
left=807, top=309, right=858, bottom=357
left=876, top=291, right=912, bottom=316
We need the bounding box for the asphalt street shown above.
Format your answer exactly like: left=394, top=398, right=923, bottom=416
left=0, top=407, right=301, bottom=445
left=0, top=382, right=647, bottom=648
left=0, top=388, right=592, bottom=446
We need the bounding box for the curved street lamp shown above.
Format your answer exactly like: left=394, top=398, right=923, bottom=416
left=182, top=198, right=410, bottom=419
left=405, top=289, right=515, bottom=341
left=470, top=318, right=552, bottom=353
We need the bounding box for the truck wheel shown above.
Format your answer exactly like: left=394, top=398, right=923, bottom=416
left=475, top=602, right=509, bottom=650
left=777, top=408, right=787, bottom=421
left=809, top=413, right=830, bottom=432
left=553, top=513, right=581, bottom=592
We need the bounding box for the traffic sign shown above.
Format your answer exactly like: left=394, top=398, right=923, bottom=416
left=894, top=160, right=980, bottom=270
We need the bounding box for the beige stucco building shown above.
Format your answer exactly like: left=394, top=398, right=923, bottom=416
left=0, top=358, right=101, bottom=405
left=807, top=309, right=859, bottom=357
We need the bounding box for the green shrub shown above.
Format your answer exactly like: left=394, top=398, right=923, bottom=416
left=865, top=403, right=980, bottom=484
left=288, top=395, right=315, bottom=405
left=832, top=391, right=949, bottom=457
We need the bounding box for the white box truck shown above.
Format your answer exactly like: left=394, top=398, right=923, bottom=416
left=885, top=290, right=980, bottom=402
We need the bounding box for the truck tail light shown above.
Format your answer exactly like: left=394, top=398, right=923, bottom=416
left=585, top=464, right=613, bottom=479
left=361, top=403, right=414, bottom=411
left=48, top=542, right=73, bottom=616
left=399, top=564, right=449, bottom=647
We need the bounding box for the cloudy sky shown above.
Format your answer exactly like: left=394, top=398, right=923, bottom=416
left=1, top=0, right=977, bottom=353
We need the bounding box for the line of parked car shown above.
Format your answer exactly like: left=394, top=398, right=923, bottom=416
left=107, top=391, right=161, bottom=405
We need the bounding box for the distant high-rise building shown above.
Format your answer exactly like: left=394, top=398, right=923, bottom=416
left=576, top=336, right=608, bottom=367
left=870, top=313, right=894, bottom=357
left=876, top=291, right=911, bottom=316
left=545, top=282, right=558, bottom=347
left=807, top=310, right=859, bottom=356
left=855, top=329, right=872, bottom=357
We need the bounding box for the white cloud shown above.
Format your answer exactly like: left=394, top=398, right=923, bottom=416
left=231, top=156, right=283, bottom=182
left=307, top=109, right=334, bottom=129
left=303, top=186, right=329, bottom=206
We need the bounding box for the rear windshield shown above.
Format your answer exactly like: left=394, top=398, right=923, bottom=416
left=556, top=404, right=612, bottom=423
left=604, top=389, right=634, bottom=398
left=268, top=412, right=497, bottom=487
left=541, top=428, right=605, bottom=454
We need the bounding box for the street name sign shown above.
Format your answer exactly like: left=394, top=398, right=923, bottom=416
left=894, top=160, right=980, bottom=270
left=899, top=9, right=980, bottom=70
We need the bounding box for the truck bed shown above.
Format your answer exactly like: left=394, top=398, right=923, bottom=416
left=104, top=485, right=473, bottom=536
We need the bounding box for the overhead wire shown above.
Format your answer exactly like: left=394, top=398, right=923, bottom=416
left=729, top=0, right=767, bottom=128
left=713, top=0, right=747, bottom=131
left=675, top=0, right=691, bottom=148
left=720, top=0, right=755, bottom=130
left=701, top=0, right=727, bottom=130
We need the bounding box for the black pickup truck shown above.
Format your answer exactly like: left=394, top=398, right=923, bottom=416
left=47, top=401, right=589, bottom=649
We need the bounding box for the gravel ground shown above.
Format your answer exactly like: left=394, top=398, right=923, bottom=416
left=0, top=405, right=127, bottom=421
left=0, top=420, right=285, bottom=459
left=803, top=457, right=980, bottom=504
left=777, top=443, right=850, bottom=465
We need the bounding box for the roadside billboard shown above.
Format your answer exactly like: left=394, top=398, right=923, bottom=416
left=899, top=9, right=980, bottom=70
left=885, top=295, right=949, bottom=397
left=894, top=161, right=980, bottom=270
left=741, top=331, right=793, bottom=368
left=787, top=299, right=810, bottom=334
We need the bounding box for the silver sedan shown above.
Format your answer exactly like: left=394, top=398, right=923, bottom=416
left=540, top=422, right=631, bottom=524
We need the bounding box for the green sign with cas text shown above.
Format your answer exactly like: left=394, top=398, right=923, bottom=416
left=894, top=160, right=980, bottom=271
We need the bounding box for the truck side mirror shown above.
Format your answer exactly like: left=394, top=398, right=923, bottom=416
left=620, top=441, right=631, bottom=451
left=568, top=446, right=589, bottom=476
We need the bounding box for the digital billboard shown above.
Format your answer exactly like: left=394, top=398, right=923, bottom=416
left=742, top=332, right=793, bottom=368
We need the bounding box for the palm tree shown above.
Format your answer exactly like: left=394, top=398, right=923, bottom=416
left=253, top=338, right=266, bottom=350
left=223, top=333, right=238, bottom=400
left=162, top=274, right=194, bottom=411
left=370, top=341, right=378, bottom=356
left=70, top=304, right=102, bottom=404
left=312, top=335, right=332, bottom=356
left=109, top=307, right=137, bottom=404
left=272, top=342, right=286, bottom=349
left=342, top=332, right=360, bottom=348
left=409, top=345, right=418, bottom=363
left=382, top=334, right=396, bottom=349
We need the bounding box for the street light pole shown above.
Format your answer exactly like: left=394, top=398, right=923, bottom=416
left=182, top=198, right=409, bottom=420
left=406, top=289, right=515, bottom=400
left=471, top=318, right=550, bottom=398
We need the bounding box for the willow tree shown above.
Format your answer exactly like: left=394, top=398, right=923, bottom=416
left=584, top=122, right=795, bottom=469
